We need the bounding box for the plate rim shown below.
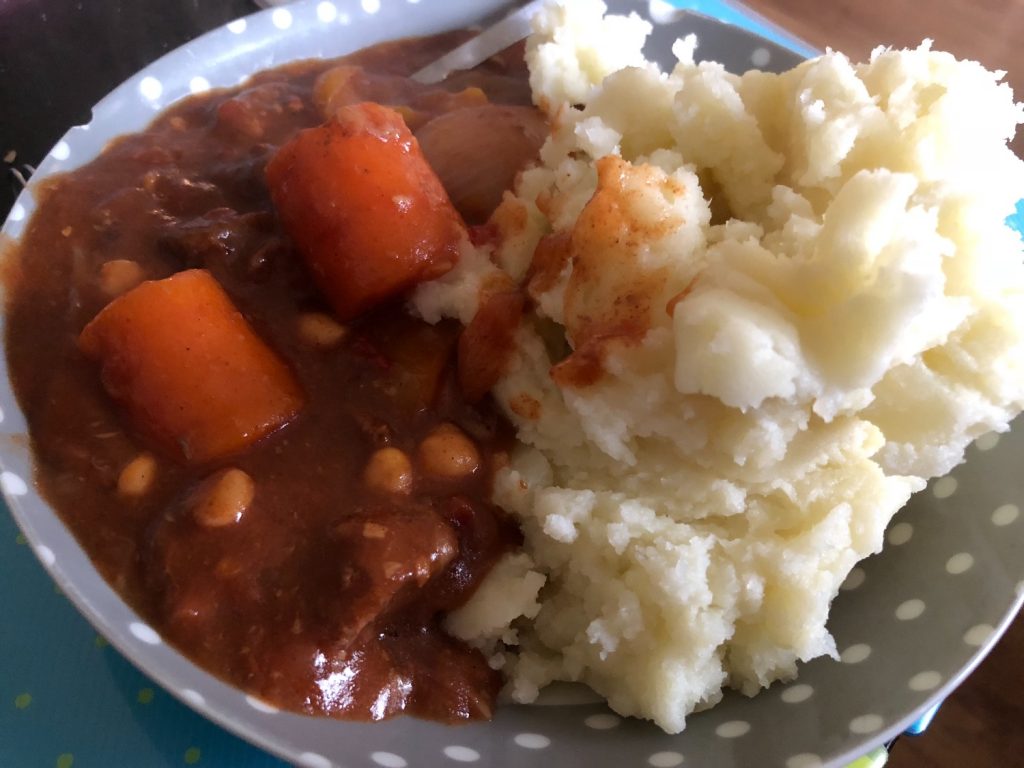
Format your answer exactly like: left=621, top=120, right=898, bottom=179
left=1, top=1, right=1021, bottom=766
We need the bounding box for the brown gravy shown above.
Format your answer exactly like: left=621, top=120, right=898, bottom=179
left=4, top=33, right=534, bottom=723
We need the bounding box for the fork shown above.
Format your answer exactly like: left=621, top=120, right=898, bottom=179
left=409, top=0, right=545, bottom=84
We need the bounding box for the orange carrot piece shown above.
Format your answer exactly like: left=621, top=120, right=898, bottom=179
left=79, top=269, right=304, bottom=463
left=266, top=102, right=466, bottom=321
left=384, top=321, right=457, bottom=413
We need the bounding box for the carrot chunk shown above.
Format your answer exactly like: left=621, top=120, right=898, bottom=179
left=458, top=280, right=524, bottom=402
left=380, top=318, right=457, bottom=413
left=266, top=102, right=466, bottom=320
left=79, top=269, right=303, bottom=463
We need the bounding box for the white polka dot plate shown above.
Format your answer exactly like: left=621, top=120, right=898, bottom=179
left=1, top=2, right=1021, bottom=767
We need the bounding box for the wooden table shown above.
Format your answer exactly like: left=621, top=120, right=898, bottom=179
left=741, top=4, right=1024, bottom=765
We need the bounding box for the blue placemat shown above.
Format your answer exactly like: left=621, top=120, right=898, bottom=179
left=2, top=2, right=1018, bottom=767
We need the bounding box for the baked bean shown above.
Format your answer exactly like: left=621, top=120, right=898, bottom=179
left=117, top=453, right=157, bottom=497
left=99, top=259, right=145, bottom=297
left=297, top=312, right=347, bottom=348
left=418, top=423, right=480, bottom=478
left=364, top=447, right=413, bottom=495
left=193, top=468, right=255, bottom=527
left=362, top=522, right=389, bottom=539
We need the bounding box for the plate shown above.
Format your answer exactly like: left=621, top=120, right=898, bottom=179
left=1, top=1, right=1022, bottom=767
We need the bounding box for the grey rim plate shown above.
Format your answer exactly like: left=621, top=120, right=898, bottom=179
left=1, top=1, right=1021, bottom=767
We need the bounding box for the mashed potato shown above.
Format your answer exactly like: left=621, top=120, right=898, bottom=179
left=413, top=0, right=1024, bottom=733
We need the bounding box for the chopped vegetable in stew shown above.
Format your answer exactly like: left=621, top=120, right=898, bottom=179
left=3, top=32, right=545, bottom=723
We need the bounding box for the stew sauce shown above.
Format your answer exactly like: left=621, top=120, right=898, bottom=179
left=4, top=33, right=537, bottom=722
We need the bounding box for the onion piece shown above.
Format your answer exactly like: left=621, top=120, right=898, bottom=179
left=416, top=105, right=548, bottom=223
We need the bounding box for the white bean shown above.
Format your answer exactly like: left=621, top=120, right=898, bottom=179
left=193, top=468, right=255, bottom=527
